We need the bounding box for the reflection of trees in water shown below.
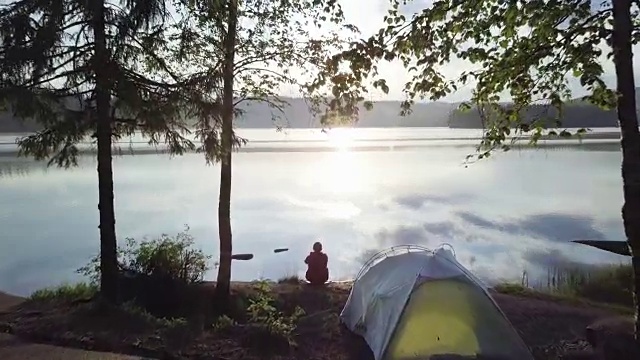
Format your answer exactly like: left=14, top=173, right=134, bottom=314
left=479, top=140, right=621, bottom=153
left=0, top=159, right=48, bottom=178
left=532, top=142, right=621, bottom=152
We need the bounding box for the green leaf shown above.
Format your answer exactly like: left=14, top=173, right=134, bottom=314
left=458, top=102, right=472, bottom=112
left=310, top=0, right=617, bottom=162
left=559, top=130, right=572, bottom=138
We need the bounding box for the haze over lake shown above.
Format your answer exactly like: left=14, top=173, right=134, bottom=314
left=0, top=127, right=630, bottom=296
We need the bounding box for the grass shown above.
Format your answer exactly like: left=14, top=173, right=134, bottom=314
left=21, top=279, right=309, bottom=352
left=277, top=275, right=301, bottom=284
left=495, top=263, right=634, bottom=314
left=29, top=262, right=633, bottom=310
left=26, top=282, right=191, bottom=328
left=119, top=300, right=188, bottom=329
left=29, top=282, right=98, bottom=302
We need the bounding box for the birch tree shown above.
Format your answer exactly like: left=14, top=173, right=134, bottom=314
left=310, top=0, right=640, bottom=342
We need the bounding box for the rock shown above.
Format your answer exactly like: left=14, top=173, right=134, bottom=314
left=586, top=316, right=640, bottom=360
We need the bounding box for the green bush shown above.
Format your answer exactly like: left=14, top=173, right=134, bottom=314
left=246, top=280, right=305, bottom=345
left=569, top=264, right=633, bottom=307
left=78, top=226, right=212, bottom=284
left=211, top=314, right=237, bottom=332
left=501, top=264, right=634, bottom=308
left=30, top=282, right=97, bottom=302
left=277, top=275, right=301, bottom=284
left=120, top=300, right=188, bottom=328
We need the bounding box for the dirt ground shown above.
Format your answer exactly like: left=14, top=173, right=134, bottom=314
left=0, top=291, right=153, bottom=359
left=0, top=292, right=23, bottom=311
left=0, top=283, right=633, bottom=360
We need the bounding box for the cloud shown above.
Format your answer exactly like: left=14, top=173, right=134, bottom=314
left=284, top=195, right=362, bottom=220
left=522, top=248, right=586, bottom=270
left=517, top=214, right=607, bottom=242
left=421, top=220, right=482, bottom=243
left=375, top=224, right=432, bottom=246
left=391, top=192, right=473, bottom=210
left=354, top=248, right=385, bottom=269
left=457, top=212, right=498, bottom=230
left=351, top=206, right=617, bottom=285
left=456, top=211, right=607, bottom=243
left=367, top=210, right=607, bottom=253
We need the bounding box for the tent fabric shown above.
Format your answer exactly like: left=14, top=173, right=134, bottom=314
left=341, top=247, right=534, bottom=360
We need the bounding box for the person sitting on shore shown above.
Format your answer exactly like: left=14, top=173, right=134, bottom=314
left=304, top=241, right=329, bottom=285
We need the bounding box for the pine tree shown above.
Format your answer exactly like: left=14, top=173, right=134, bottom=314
left=0, top=0, right=194, bottom=303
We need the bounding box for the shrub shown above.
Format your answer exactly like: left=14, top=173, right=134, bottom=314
left=498, top=264, right=634, bottom=308
left=569, top=264, right=633, bottom=307
left=212, top=314, right=237, bottom=332
left=120, top=300, right=188, bottom=329
left=75, top=227, right=213, bottom=320
left=539, top=264, right=633, bottom=307
left=78, top=225, right=212, bottom=284
left=277, top=275, right=301, bottom=284
left=30, top=282, right=97, bottom=302
left=246, top=280, right=305, bottom=345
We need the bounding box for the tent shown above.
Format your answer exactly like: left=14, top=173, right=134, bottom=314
left=341, top=245, right=534, bottom=360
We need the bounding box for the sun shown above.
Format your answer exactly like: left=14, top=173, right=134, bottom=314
left=325, top=128, right=355, bottom=152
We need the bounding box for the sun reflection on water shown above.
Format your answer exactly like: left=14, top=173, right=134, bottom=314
left=296, top=128, right=372, bottom=196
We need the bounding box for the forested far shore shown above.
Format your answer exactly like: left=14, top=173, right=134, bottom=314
left=3, top=95, right=640, bottom=132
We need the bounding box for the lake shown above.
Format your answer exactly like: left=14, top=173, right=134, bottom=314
left=0, top=127, right=630, bottom=297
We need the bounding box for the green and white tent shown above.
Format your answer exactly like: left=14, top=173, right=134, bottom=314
left=341, top=246, right=534, bottom=360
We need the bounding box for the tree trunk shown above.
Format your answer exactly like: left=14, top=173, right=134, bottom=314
left=215, top=0, right=239, bottom=302
left=92, top=0, right=118, bottom=304
left=612, top=0, right=640, bottom=344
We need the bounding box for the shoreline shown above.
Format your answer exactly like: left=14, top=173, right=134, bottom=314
left=0, top=281, right=635, bottom=360
left=0, top=136, right=625, bottom=157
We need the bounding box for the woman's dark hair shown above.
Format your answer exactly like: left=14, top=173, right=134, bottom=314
left=313, top=241, right=322, bottom=252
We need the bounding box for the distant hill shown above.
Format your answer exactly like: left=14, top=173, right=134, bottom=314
left=448, top=89, right=640, bottom=129
left=233, top=98, right=456, bottom=128
left=0, top=97, right=456, bottom=132
left=0, top=111, right=40, bottom=133
left=447, top=101, right=622, bottom=128
left=1, top=93, right=635, bottom=133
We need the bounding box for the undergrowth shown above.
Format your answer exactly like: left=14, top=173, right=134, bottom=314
left=496, top=263, right=633, bottom=312
left=77, top=225, right=211, bottom=285
left=247, top=280, right=305, bottom=344
left=30, top=282, right=97, bottom=302
left=211, top=280, right=305, bottom=348
left=277, top=275, right=301, bottom=284
left=30, top=228, right=212, bottom=323
left=120, top=300, right=188, bottom=329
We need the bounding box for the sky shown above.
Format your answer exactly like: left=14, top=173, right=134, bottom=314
left=322, top=0, right=638, bottom=103
left=2, top=0, right=639, bottom=103
left=334, top=0, right=431, bottom=101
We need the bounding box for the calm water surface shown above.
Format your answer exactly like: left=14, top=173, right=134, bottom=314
left=0, top=128, right=630, bottom=296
